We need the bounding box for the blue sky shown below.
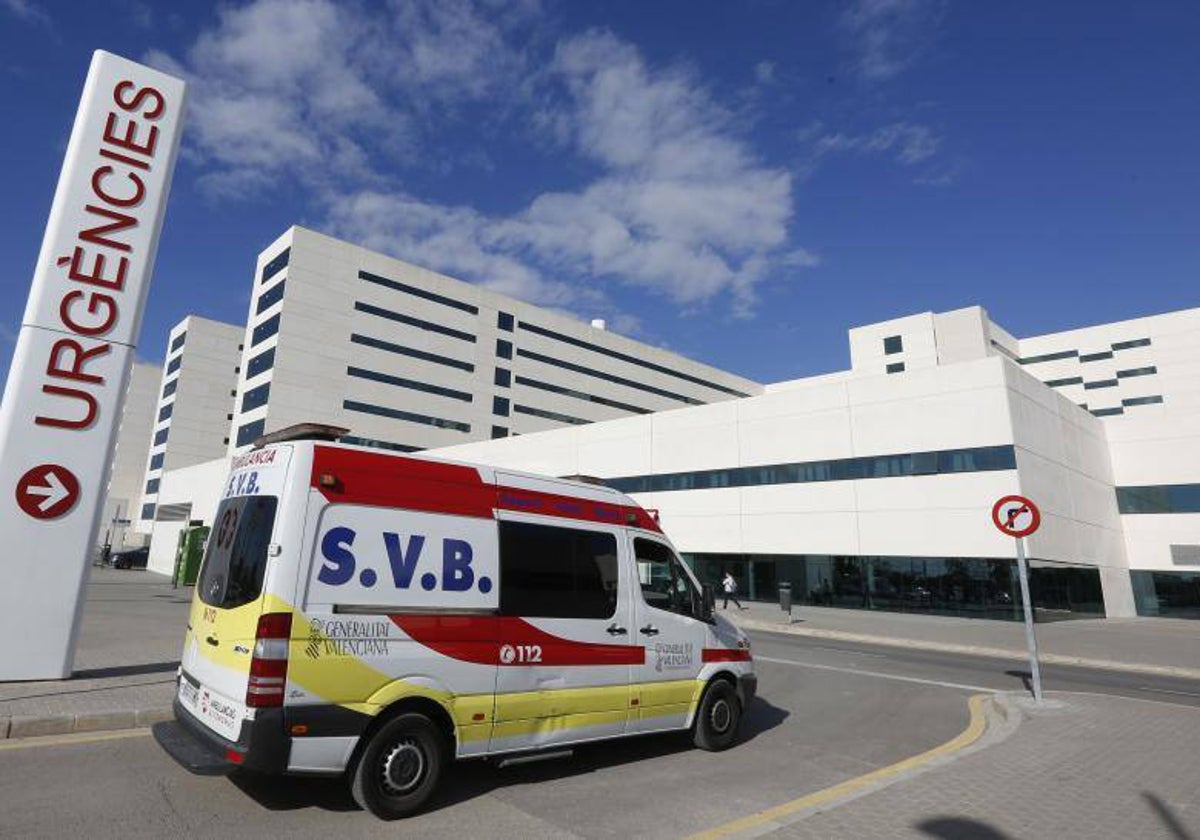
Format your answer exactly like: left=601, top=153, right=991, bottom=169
left=1, top=0, right=1197, bottom=384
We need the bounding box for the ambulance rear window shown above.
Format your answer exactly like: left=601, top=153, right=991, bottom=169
left=198, top=496, right=278, bottom=610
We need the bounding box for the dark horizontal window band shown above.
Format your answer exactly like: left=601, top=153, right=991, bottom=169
left=1080, top=351, right=1114, bottom=362
left=354, top=301, right=476, bottom=343
left=517, top=348, right=701, bottom=405
left=1117, top=366, right=1157, bottom=378
left=518, top=321, right=752, bottom=398
left=1083, top=379, right=1118, bottom=390
left=347, top=366, right=473, bottom=402
left=1020, top=349, right=1078, bottom=365
left=514, top=375, right=651, bottom=415
left=343, top=399, right=471, bottom=433
left=1122, top=395, right=1164, bottom=407
left=607, top=445, right=1017, bottom=495
left=359, top=270, right=478, bottom=315
left=340, top=435, right=423, bottom=453
left=1117, top=483, right=1200, bottom=514
left=1112, top=338, right=1151, bottom=351
left=1091, top=407, right=1124, bottom=417
left=260, top=247, right=289, bottom=285
left=351, top=333, right=475, bottom=372
left=513, top=404, right=589, bottom=426
left=1045, top=376, right=1083, bottom=387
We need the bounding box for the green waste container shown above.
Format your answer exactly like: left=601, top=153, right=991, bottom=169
left=173, top=525, right=209, bottom=588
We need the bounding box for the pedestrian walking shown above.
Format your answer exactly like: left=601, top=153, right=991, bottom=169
left=722, top=571, right=744, bottom=610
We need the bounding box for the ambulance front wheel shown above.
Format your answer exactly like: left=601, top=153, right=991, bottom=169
left=693, top=679, right=742, bottom=751
left=350, top=712, right=446, bottom=819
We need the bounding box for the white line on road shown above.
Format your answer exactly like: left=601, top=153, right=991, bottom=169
left=755, top=655, right=999, bottom=694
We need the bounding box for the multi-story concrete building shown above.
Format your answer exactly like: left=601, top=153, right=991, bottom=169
left=225, top=226, right=761, bottom=455
left=434, top=305, right=1200, bottom=621
left=135, top=315, right=242, bottom=532
left=94, top=362, right=160, bottom=552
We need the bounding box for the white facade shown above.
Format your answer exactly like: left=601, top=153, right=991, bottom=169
left=95, top=362, right=160, bottom=550
left=226, top=226, right=761, bottom=454
left=135, top=315, right=242, bottom=532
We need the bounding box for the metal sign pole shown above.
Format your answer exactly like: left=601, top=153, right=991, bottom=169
left=1014, top=536, right=1043, bottom=703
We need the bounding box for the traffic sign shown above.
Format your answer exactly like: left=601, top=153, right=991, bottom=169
left=15, top=464, right=80, bottom=520
left=991, top=494, right=1041, bottom=538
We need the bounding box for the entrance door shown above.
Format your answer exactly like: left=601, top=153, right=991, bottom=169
left=629, top=536, right=708, bottom=734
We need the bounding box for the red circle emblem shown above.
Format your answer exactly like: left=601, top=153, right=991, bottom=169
left=991, top=495, right=1040, bottom=538
left=15, top=464, right=80, bottom=520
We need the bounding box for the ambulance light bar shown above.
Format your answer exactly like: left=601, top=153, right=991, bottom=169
left=252, top=423, right=351, bottom=449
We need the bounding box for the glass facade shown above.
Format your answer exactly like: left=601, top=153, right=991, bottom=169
left=683, top=553, right=1104, bottom=621
left=1131, top=571, right=1200, bottom=619
left=1117, top=483, right=1200, bottom=514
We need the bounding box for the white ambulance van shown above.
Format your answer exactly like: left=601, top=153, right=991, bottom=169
left=154, top=426, right=755, bottom=819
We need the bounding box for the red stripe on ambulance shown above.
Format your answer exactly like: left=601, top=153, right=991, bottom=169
left=390, top=615, right=646, bottom=666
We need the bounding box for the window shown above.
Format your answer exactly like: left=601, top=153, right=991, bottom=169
left=1080, top=350, right=1114, bottom=362
left=354, top=301, right=475, bottom=343
left=339, top=435, right=421, bottom=453
left=1112, top=338, right=1152, bottom=351
left=1020, top=349, right=1078, bottom=365
left=260, top=247, right=289, bottom=284
left=1117, top=484, right=1200, bottom=514
left=1117, top=366, right=1157, bottom=379
left=343, top=400, right=470, bottom=432
left=256, top=279, right=285, bottom=314
left=494, top=368, right=511, bottom=387
left=347, top=366, right=472, bottom=402
left=140, top=503, right=156, bottom=520
left=497, top=311, right=514, bottom=332
left=498, top=521, right=618, bottom=619
left=1084, top=379, right=1118, bottom=390
left=883, top=335, right=903, bottom=355
left=1123, top=395, right=1164, bottom=407
left=251, top=314, right=280, bottom=347
left=145, top=478, right=160, bottom=495
left=153, top=427, right=169, bottom=446
left=236, top=419, right=265, bottom=448
left=170, top=332, right=186, bottom=352
left=1045, top=376, right=1083, bottom=387
left=359, top=270, right=478, bottom=314
left=496, top=338, right=513, bottom=360
left=518, top=348, right=701, bottom=405
left=513, top=404, right=588, bottom=425
left=492, top=425, right=508, bottom=439
left=493, top=396, right=510, bottom=417
left=886, top=361, right=905, bottom=374
left=162, top=379, right=177, bottom=398
left=166, top=356, right=181, bottom=375
left=241, top=382, right=271, bottom=413
left=518, top=321, right=753, bottom=398
left=198, top=496, right=279, bottom=609
left=158, top=403, right=173, bottom=422
left=1091, top=406, right=1124, bottom=417
left=635, top=538, right=700, bottom=619
left=149, top=452, right=164, bottom=471
left=350, top=333, right=474, bottom=372
left=247, top=347, right=275, bottom=379
left=515, top=375, right=650, bottom=414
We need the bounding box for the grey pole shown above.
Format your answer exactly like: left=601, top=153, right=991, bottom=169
left=1014, top=536, right=1043, bottom=703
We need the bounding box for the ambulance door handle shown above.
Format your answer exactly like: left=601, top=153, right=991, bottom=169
left=606, top=624, right=627, bottom=636
left=639, top=625, right=659, bottom=637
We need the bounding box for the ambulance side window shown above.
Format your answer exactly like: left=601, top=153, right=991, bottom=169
left=635, top=538, right=698, bottom=619
left=499, top=521, right=618, bottom=619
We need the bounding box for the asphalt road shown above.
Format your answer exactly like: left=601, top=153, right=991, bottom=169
left=3, top=632, right=1197, bottom=839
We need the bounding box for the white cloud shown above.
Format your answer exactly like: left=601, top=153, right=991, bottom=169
left=840, top=0, right=946, bottom=82
left=1, top=0, right=50, bottom=25
left=813, top=122, right=941, bottom=166
left=754, top=60, right=776, bottom=85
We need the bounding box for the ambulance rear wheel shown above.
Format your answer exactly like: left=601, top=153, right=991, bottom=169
left=693, top=679, right=741, bottom=751
left=351, top=713, right=445, bottom=819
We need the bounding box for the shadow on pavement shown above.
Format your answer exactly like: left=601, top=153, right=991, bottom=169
left=918, top=816, right=1012, bottom=839
left=1003, top=669, right=1036, bottom=698
left=1144, top=791, right=1197, bottom=840
left=73, top=661, right=180, bottom=679
left=230, top=696, right=789, bottom=815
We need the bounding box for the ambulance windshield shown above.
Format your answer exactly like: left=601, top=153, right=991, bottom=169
left=197, top=495, right=279, bottom=609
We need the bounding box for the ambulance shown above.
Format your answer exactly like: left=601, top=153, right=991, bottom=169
left=154, top=425, right=755, bottom=819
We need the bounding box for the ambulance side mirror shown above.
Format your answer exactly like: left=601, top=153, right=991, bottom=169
left=701, top=584, right=716, bottom=623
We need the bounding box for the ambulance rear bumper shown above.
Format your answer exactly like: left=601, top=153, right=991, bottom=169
left=154, top=696, right=289, bottom=776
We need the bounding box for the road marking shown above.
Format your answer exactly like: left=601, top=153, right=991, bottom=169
left=1137, top=686, right=1200, bottom=698
left=685, top=693, right=992, bottom=840
left=804, top=645, right=888, bottom=659
left=0, top=728, right=151, bottom=752
left=756, top=654, right=998, bottom=694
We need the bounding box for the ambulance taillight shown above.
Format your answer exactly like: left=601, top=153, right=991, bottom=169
left=246, top=612, right=292, bottom=708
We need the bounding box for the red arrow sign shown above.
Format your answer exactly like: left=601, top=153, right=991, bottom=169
left=991, top=494, right=1040, bottom=538
left=15, top=464, right=80, bottom=520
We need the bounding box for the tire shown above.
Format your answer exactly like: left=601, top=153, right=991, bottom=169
left=350, top=713, right=446, bottom=819
left=693, top=679, right=742, bottom=751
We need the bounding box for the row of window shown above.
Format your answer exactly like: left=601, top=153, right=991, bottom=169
left=1086, top=394, right=1165, bottom=417
left=1117, top=483, right=1200, bottom=514
left=351, top=333, right=475, bottom=372
left=339, top=435, right=422, bottom=453
left=514, top=375, right=651, bottom=415
left=517, top=348, right=702, bottom=405
left=513, top=403, right=589, bottom=426
left=519, top=321, right=752, bottom=398
left=260, top=247, right=289, bottom=284
left=348, top=365, right=473, bottom=402
left=343, top=399, right=471, bottom=433
left=606, top=445, right=1017, bottom=494
left=355, top=300, right=476, bottom=343
left=1047, top=369, right=1155, bottom=391
left=1020, top=337, right=1151, bottom=366
left=359, top=270, right=479, bottom=315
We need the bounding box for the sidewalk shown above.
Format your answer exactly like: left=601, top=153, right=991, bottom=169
left=0, top=568, right=188, bottom=738
left=725, top=599, right=1200, bottom=679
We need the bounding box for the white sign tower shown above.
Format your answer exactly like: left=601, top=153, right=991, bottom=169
left=0, top=52, right=186, bottom=680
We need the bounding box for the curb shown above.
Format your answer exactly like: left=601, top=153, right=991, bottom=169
left=1, top=707, right=172, bottom=740
left=732, top=615, right=1200, bottom=681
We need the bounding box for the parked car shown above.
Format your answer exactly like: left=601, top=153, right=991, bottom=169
left=111, top=547, right=149, bottom=569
